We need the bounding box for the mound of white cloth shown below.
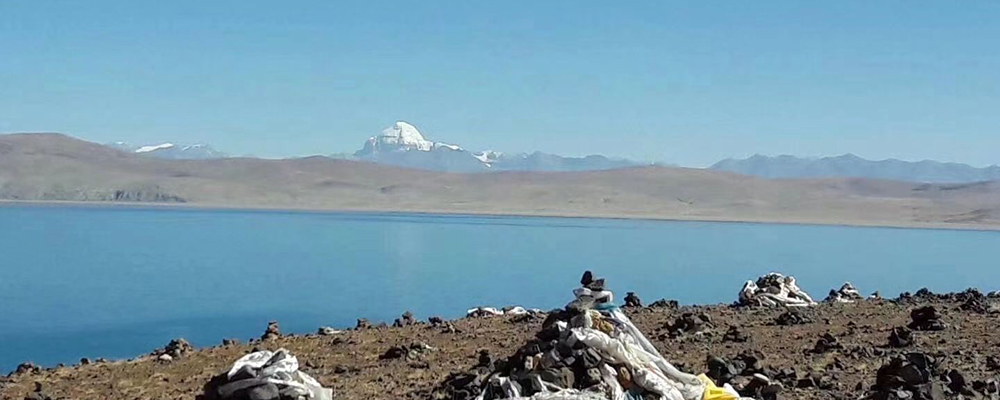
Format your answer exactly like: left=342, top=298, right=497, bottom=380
left=738, top=273, right=816, bottom=308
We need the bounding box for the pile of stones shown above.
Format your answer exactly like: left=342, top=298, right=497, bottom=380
left=152, top=338, right=194, bottom=361
left=434, top=272, right=718, bottom=400
left=908, top=307, right=946, bottom=331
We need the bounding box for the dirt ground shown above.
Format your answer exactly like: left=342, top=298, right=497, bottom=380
left=2, top=295, right=998, bottom=400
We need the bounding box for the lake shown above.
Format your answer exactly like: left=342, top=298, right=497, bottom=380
left=1, top=205, right=998, bottom=372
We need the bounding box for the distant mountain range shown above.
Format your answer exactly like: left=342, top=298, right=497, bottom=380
left=4, top=132, right=999, bottom=230
left=100, top=123, right=999, bottom=183
left=711, top=154, right=1000, bottom=183
left=345, top=121, right=642, bottom=172
left=107, top=142, right=228, bottom=160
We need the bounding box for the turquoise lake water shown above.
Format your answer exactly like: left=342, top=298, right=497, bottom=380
left=1, top=205, right=998, bottom=372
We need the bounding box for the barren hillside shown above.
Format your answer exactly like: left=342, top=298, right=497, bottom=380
left=1, top=133, right=998, bottom=229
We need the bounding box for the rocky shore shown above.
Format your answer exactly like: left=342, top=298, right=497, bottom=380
left=2, top=289, right=999, bottom=400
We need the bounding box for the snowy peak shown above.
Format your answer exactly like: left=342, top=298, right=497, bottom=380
left=355, top=121, right=462, bottom=157
left=107, top=141, right=227, bottom=160
left=377, top=121, right=435, bottom=151
left=351, top=121, right=640, bottom=173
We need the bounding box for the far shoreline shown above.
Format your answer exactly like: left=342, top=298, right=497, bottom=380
left=2, top=199, right=998, bottom=233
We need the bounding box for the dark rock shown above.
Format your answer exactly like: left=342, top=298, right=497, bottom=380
left=539, top=367, right=576, bottom=389
left=960, top=296, right=990, bottom=314
left=775, top=310, right=812, bottom=326
left=580, top=368, right=602, bottom=388
left=735, top=350, right=767, bottom=376
left=667, top=312, right=712, bottom=336
left=380, top=342, right=433, bottom=361
left=707, top=356, right=742, bottom=384
left=260, top=321, right=281, bottom=341
left=221, top=338, right=240, bottom=346
left=393, top=311, right=417, bottom=327
left=868, top=353, right=943, bottom=400
left=740, top=375, right=782, bottom=400
left=649, top=299, right=680, bottom=309
left=13, top=363, right=40, bottom=375
left=914, top=288, right=935, bottom=299
left=723, top=326, right=749, bottom=343
left=155, top=338, right=194, bottom=358
left=889, top=327, right=914, bottom=348
left=428, top=316, right=445, bottom=326
left=380, top=346, right=407, bottom=360
left=812, top=333, right=843, bottom=353
left=945, top=370, right=972, bottom=395
left=908, top=307, right=946, bottom=331
left=623, top=292, right=643, bottom=308
left=79, top=358, right=91, bottom=365
left=476, top=350, right=493, bottom=369
left=247, top=383, right=280, bottom=400
left=356, top=318, right=372, bottom=330
left=986, top=356, right=1000, bottom=371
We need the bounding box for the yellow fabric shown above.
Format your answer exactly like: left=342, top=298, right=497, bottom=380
left=697, top=374, right=739, bottom=400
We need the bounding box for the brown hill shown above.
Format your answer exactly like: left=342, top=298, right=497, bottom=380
left=1, top=133, right=998, bottom=229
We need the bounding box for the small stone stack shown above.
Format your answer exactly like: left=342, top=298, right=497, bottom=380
left=153, top=338, right=194, bottom=361
left=908, top=307, right=946, bottom=331
left=623, top=292, right=642, bottom=308
left=261, top=321, right=282, bottom=341
left=864, top=353, right=944, bottom=400
left=393, top=311, right=417, bottom=327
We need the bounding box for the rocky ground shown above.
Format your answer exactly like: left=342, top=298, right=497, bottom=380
left=2, top=290, right=999, bottom=400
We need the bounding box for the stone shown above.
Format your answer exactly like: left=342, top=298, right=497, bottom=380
left=723, top=325, right=749, bottom=343
left=812, top=333, right=843, bottom=353
left=156, top=338, right=194, bottom=358
left=261, top=321, right=281, bottom=340
left=869, top=353, right=943, bottom=400
left=221, top=338, right=239, bottom=346
left=317, top=326, right=340, bottom=336
left=247, top=383, right=281, bottom=400
left=707, top=356, right=741, bottom=384
left=539, top=367, right=576, bottom=389
left=79, top=358, right=91, bottom=365
left=428, top=316, right=445, bottom=325
left=908, top=306, right=946, bottom=331
left=667, top=313, right=711, bottom=336
left=986, top=356, right=1000, bottom=371
left=946, top=370, right=971, bottom=395
left=356, top=318, right=372, bottom=329
left=649, top=299, right=679, bottom=309
left=13, top=363, right=40, bottom=375
left=889, top=327, right=914, bottom=348
left=775, top=310, right=812, bottom=326
left=624, top=292, right=643, bottom=308
left=393, top=311, right=417, bottom=327
left=157, top=354, right=173, bottom=362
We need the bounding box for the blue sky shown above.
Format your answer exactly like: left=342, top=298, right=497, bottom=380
left=2, top=1, right=998, bottom=167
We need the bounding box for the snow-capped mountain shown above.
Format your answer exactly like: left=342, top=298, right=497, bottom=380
left=349, top=121, right=641, bottom=173
left=108, top=142, right=228, bottom=160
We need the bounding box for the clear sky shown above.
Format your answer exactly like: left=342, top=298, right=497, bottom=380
left=2, top=1, right=998, bottom=167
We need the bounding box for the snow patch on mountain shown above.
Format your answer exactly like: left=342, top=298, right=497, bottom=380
left=107, top=141, right=228, bottom=159
left=135, top=143, right=175, bottom=153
